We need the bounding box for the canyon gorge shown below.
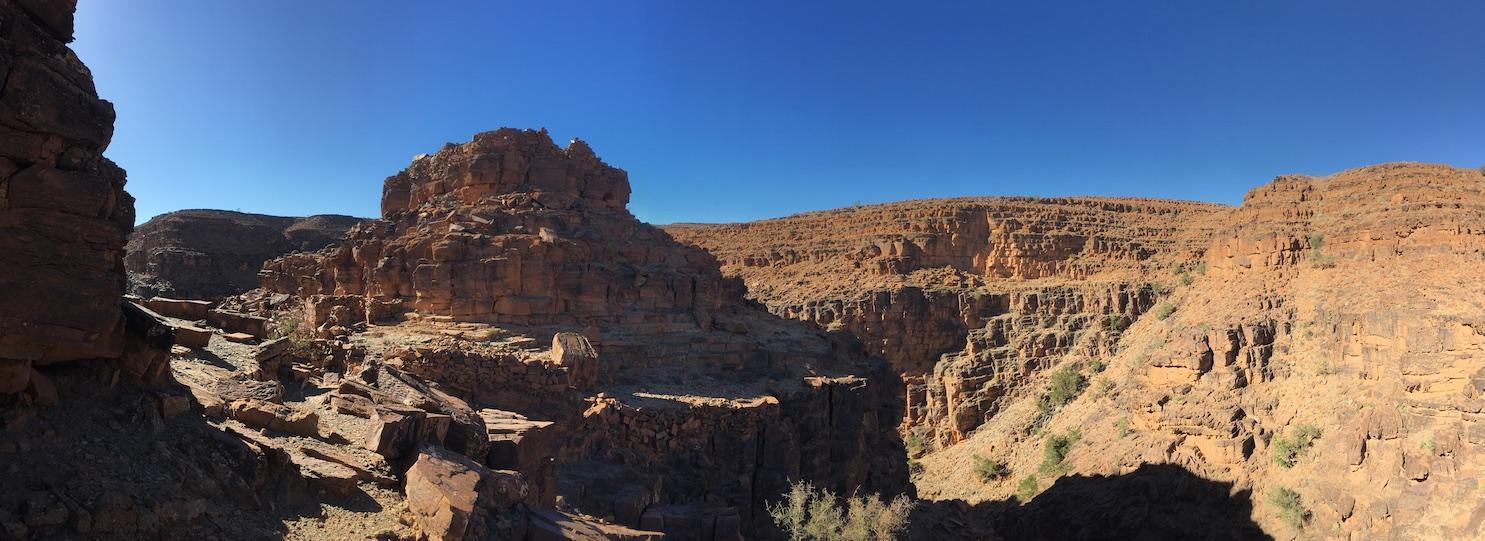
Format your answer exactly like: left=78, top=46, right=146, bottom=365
left=4, top=2, right=1485, bottom=540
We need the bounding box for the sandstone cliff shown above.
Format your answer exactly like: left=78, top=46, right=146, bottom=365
left=666, top=197, right=1228, bottom=445
left=126, top=210, right=364, bottom=299
left=674, top=163, right=1485, bottom=539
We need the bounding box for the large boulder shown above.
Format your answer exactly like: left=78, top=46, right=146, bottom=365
left=404, top=444, right=528, bottom=541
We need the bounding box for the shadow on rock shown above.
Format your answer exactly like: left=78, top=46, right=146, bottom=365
left=911, top=463, right=1272, bottom=541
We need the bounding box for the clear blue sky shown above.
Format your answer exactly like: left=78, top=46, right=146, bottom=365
left=74, top=1, right=1484, bottom=225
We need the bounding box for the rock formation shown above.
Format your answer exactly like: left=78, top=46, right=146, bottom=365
left=666, top=197, right=1227, bottom=444
left=238, top=128, right=910, bottom=538
left=126, top=210, right=363, bottom=299
left=0, top=0, right=136, bottom=391
left=673, top=163, right=1485, bottom=539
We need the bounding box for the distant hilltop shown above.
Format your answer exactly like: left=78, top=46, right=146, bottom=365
left=125, top=209, right=367, bottom=299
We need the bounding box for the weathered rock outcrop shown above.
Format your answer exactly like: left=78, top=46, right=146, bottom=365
left=667, top=197, right=1228, bottom=443
left=722, top=162, right=1485, bottom=539
left=0, top=0, right=135, bottom=381
left=251, top=128, right=911, bottom=537
left=126, top=210, right=363, bottom=299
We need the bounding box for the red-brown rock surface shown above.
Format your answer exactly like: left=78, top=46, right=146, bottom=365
left=126, top=210, right=363, bottom=299
left=0, top=0, right=134, bottom=374
left=243, top=128, right=911, bottom=538
left=666, top=197, right=1228, bottom=443
left=681, top=162, right=1485, bottom=539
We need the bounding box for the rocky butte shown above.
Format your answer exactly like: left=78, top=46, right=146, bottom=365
left=239, top=127, right=911, bottom=537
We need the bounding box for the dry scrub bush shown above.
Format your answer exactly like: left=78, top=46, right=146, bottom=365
left=1153, top=302, right=1176, bottom=320
left=1269, top=487, right=1309, bottom=531
left=1271, top=423, right=1321, bottom=468
left=769, top=481, right=912, bottom=541
left=268, top=310, right=314, bottom=357
left=1038, top=428, right=1082, bottom=476
left=972, top=454, right=1007, bottom=482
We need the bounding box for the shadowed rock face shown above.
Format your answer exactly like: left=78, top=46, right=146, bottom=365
left=0, top=0, right=134, bottom=370
left=126, top=210, right=363, bottom=299
left=910, top=463, right=1270, bottom=540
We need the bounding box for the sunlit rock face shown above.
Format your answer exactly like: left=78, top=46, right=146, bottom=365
left=666, top=196, right=1226, bottom=442
left=253, top=128, right=912, bottom=536
left=678, top=162, right=1485, bottom=539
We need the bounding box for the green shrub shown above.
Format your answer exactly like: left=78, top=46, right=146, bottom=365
left=1047, top=368, right=1086, bottom=409
left=1116, top=417, right=1132, bottom=438
left=1153, top=302, right=1175, bottom=320
left=1089, top=359, right=1106, bottom=373
left=1179, top=272, right=1193, bottom=286
left=1015, top=475, right=1039, bottom=503
left=1269, top=487, right=1309, bottom=531
left=1038, top=428, right=1082, bottom=476
left=1106, top=313, right=1128, bottom=332
left=1195, top=261, right=1207, bottom=275
left=1271, top=423, right=1321, bottom=468
left=972, top=454, right=1007, bottom=482
left=268, top=310, right=314, bottom=357
left=768, top=481, right=913, bottom=541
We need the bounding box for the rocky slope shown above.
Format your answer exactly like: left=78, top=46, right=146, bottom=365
left=126, top=210, right=364, bottom=300
left=236, top=127, right=911, bottom=538
left=672, top=163, right=1485, bottom=539
left=666, top=197, right=1229, bottom=445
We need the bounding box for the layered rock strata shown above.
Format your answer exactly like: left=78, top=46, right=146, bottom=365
left=251, top=128, right=911, bottom=537
left=666, top=197, right=1228, bottom=443
left=898, top=163, right=1485, bottom=539
left=0, top=0, right=135, bottom=381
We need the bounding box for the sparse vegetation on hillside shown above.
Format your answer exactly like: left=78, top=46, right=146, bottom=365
left=1016, top=475, right=1039, bottom=503
left=1195, top=261, right=1207, bottom=275
left=768, top=481, right=912, bottom=541
left=1153, top=302, right=1175, bottom=320
left=1106, top=313, right=1128, bottom=332
left=1269, top=487, right=1309, bottom=531
left=1271, top=423, right=1322, bottom=468
left=1088, top=359, right=1106, bottom=373
left=1038, top=428, right=1082, bottom=476
left=972, top=454, right=1007, bottom=482
left=1047, top=368, right=1086, bottom=409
